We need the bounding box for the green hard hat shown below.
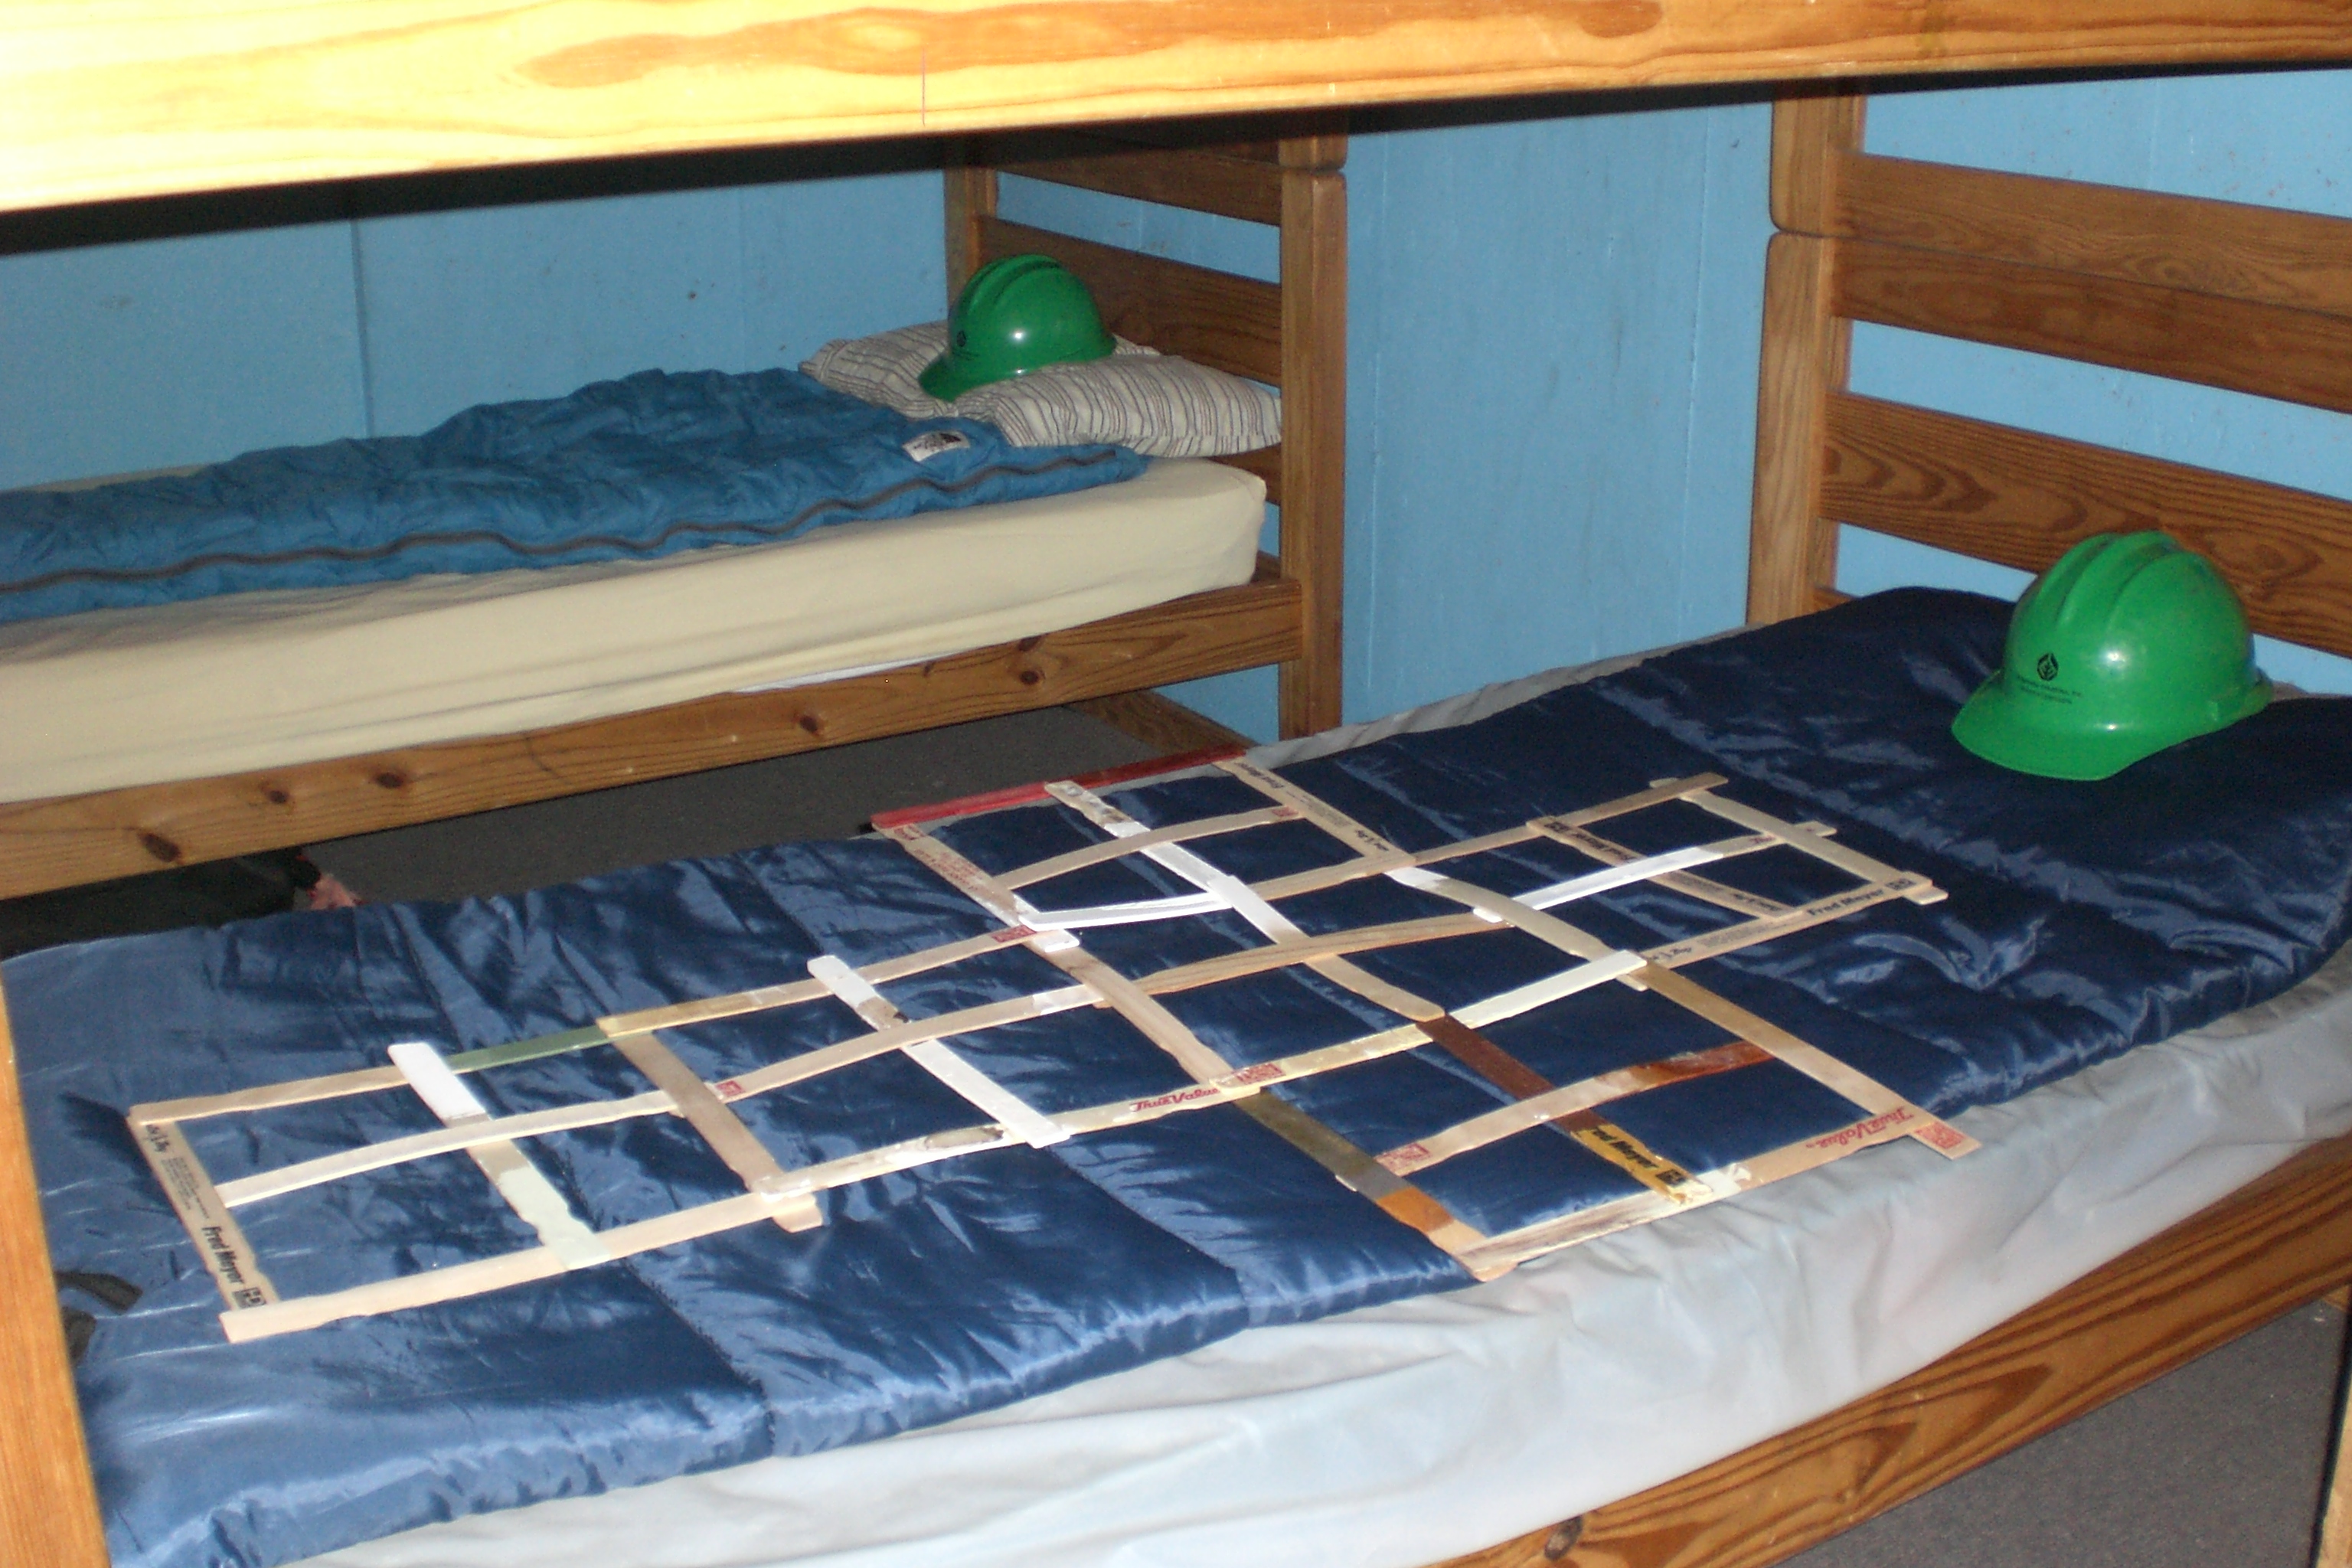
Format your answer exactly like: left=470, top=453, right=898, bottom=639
left=1952, top=531, right=2271, bottom=781
left=920, top=254, right=1116, bottom=402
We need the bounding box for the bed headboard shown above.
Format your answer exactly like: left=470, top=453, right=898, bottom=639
left=1748, top=89, right=2352, bottom=662
left=946, top=126, right=1346, bottom=737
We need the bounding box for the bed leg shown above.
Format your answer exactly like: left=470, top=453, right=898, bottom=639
left=0, top=983, right=110, bottom=1566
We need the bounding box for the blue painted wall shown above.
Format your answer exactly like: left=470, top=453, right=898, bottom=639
left=1844, top=70, right=2352, bottom=694
left=5, top=67, right=2348, bottom=748
left=0, top=166, right=945, bottom=488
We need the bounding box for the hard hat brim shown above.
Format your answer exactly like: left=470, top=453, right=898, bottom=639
left=1952, top=671, right=2272, bottom=781
left=918, top=352, right=991, bottom=404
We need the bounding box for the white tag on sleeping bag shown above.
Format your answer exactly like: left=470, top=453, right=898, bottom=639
left=903, top=430, right=973, bottom=462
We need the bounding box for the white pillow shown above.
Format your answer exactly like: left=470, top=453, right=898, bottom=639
left=801, top=322, right=1282, bottom=458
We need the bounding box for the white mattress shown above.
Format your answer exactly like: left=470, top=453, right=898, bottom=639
left=301, top=649, right=2352, bottom=1568
left=0, top=458, right=1264, bottom=803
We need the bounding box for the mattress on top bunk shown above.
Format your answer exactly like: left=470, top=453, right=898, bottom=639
left=15, top=590, right=2352, bottom=1568
left=0, top=456, right=1263, bottom=802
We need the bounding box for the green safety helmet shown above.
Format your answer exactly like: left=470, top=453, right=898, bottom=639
left=1952, top=531, right=2271, bottom=781
left=920, top=254, right=1116, bottom=402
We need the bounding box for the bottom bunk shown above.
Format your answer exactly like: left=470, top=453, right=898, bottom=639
left=8, top=588, right=2349, bottom=1568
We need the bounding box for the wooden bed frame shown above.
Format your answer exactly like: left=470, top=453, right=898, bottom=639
left=1432, top=88, right=2352, bottom=1568
left=7, top=11, right=2352, bottom=1567
left=0, top=124, right=1344, bottom=900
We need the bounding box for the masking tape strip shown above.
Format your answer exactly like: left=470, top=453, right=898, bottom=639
left=1638, top=877, right=1928, bottom=969
left=1681, top=787, right=1946, bottom=905
left=714, top=985, right=1101, bottom=1100
left=1382, top=1040, right=1772, bottom=1176
left=808, top=956, right=1067, bottom=1148
left=1232, top=1093, right=1491, bottom=1266
left=219, top=988, right=1096, bottom=1208
left=1001, top=805, right=1296, bottom=890
left=609, top=1031, right=822, bottom=1231
left=1514, top=841, right=1743, bottom=910
left=1047, top=780, right=1443, bottom=1023
left=1135, top=914, right=1491, bottom=996
left=883, top=819, right=1489, bottom=1263
left=1452, top=949, right=1648, bottom=1031
left=1456, top=1101, right=1945, bottom=1276
left=217, top=1090, right=675, bottom=1207
left=390, top=1042, right=611, bottom=1270
left=1558, top=1116, right=1710, bottom=1203
left=1018, top=890, right=1232, bottom=931
left=1638, top=965, right=1977, bottom=1158
left=139, top=932, right=1037, bottom=1128
left=1410, top=1013, right=1705, bottom=1203
left=1385, top=866, right=1625, bottom=965
left=132, top=1116, right=279, bottom=1312
left=1536, top=822, right=1794, bottom=918
left=218, top=1022, right=1440, bottom=1342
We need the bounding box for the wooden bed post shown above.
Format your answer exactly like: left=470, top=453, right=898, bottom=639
left=0, top=992, right=110, bottom=1568
left=943, top=144, right=998, bottom=299
left=1276, top=129, right=1348, bottom=737
left=1747, top=90, right=1864, bottom=624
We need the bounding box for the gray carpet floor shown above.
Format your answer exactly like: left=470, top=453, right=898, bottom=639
left=309, top=706, right=2350, bottom=1568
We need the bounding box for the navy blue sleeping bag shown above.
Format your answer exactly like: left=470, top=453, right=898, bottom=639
left=0, top=369, right=1145, bottom=626
left=12, top=589, right=2352, bottom=1568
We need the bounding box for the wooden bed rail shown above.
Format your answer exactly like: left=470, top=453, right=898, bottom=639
left=952, top=129, right=1347, bottom=736
left=1747, top=90, right=2352, bottom=660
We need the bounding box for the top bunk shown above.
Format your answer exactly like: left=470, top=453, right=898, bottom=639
left=8, top=0, right=2352, bottom=214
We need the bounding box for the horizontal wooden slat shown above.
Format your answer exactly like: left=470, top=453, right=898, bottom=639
left=996, top=136, right=1284, bottom=225
left=1436, top=1123, right=2352, bottom=1568
left=0, top=577, right=1302, bottom=899
left=1830, top=149, right=2352, bottom=318
left=11, top=0, right=2350, bottom=215
left=977, top=215, right=1282, bottom=384
left=1835, top=235, right=2352, bottom=416
left=1212, top=444, right=1282, bottom=506
left=1822, top=391, right=2352, bottom=658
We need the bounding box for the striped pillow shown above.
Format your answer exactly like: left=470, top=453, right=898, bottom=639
left=802, top=323, right=1281, bottom=458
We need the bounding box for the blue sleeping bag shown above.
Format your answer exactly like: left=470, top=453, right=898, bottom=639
left=12, top=589, right=2352, bottom=1568
left=0, top=369, right=1145, bottom=626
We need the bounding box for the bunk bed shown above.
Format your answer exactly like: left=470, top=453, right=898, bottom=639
left=7, top=8, right=2352, bottom=1566
left=0, top=126, right=1346, bottom=900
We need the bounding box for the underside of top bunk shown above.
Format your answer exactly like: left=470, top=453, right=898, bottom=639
left=7, top=0, right=2352, bottom=214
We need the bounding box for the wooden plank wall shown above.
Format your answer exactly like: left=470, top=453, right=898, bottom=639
left=1748, top=89, right=2352, bottom=661
left=955, top=129, right=1347, bottom=736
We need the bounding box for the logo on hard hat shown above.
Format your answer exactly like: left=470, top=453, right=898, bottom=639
left=2035, top=652, right=2058, bottom=681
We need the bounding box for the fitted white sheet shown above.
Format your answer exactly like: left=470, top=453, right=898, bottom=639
left=301, top=648, right=2352, bottom=1568
left=0, top=458, right=1264, bottom=803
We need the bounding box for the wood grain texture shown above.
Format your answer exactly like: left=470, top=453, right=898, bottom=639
left=1210, top=444, right=1283, bottom=506
left=1746, top=232, right=1849, bottom=623
left=1834, top=149, right=2352, bottom=317
left=0, top=991, right=110, bottom=1568
left=1824, top=391, right=2352, bottom=658
left=1769, top=90, right=1864, bottom=235
left=975, top=215, right=1283, bottom=383
left=0, top=576, right=1302, bottom=899
left=11, top=0, right=2352, bottom=214
left=1834, top=236, right=2352, bottom=416
left=994, top=136, right=1285, bottom=225
left=943, top=154, right=998, bottom=298
left=1071, top=690, right=1256, bottom=753
left=1278, top=158, right=1348, bottom=737
left=1431, top=1126, right=2352, bottom=1568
